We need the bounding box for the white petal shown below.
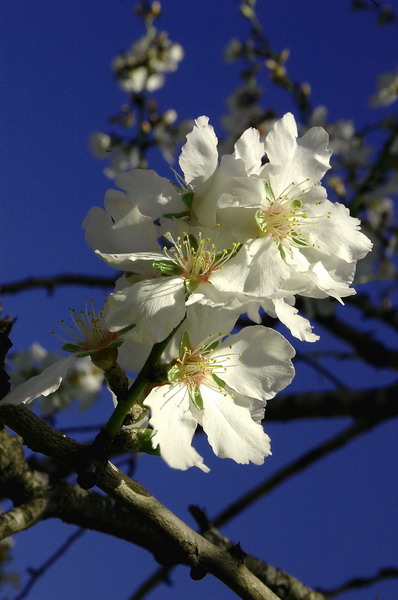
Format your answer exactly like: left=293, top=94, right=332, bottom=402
left=84, top=205, right=159, bottom=258
left=117, top=334, right=152, bottom=374
left=306, top=261, right=356, bottom=302
left=305, top=199, right=373, bottom=262
left=179, top=116, right=218, bottom=186
left=113, top=169, right=183, bottom=218
left=1, top=356, right=76, bottom=405
left=105, top=277, right=186, bottom=343
left=193, top=159, right=263, bottom=232
left=272, top=298, right=319, bottom=342
left=199, top=384, right=271, bottom=465
left=186, top=281, right=250, bottom=315
left=243, top=238, right=291, bottom=297
left=181, top=303, right=241, bottom=347
left=262, top=113, right=331, bottom=197
left=94, top=250, right=162, bottom=273
left=144, top=384, right=209, bottom=472
left=214, top=326, right=295, bottom=400
left=233, top=127, right=264, bottom=176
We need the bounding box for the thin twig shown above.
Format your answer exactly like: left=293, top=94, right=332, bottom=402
left=128, top=565, right=173, bottom=600
left=317, top=565, right=398, bottom=596
left=213, top=417, right=381, bottom=528
left=296, top=353, right=347, bottom=389
left=0, top=274, right=115, bottom=296
left=14, top=528, right=84, bottom=600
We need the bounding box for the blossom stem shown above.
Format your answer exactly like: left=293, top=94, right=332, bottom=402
left=102, top=316, right=186, bottom=438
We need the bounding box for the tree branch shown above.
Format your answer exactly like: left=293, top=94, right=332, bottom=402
left=267, top=381, right=398, bottom=421
left=0, top=499, right=48, bottom=540
left=190, top=506, right=331, bottom=600
left=14, top=529, right=84, bottom=600
left=0, top=274, right=115, bottom=296
left=0, top=405, right=280, bottom=600
left=213, top=416, right=388, bottom=528
left=317, top=565, right=398, bottom=596
left=307, top=312, right=398, bottom=369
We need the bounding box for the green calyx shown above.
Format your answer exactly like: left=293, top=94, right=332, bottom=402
left=62, top=338, right=123, bottom=356
left=153, top=259, right=183, bottom=276
left=189, top=385, right=203, bottom=410
left=167, top=363, right=184, bottom=384
left=181, top=190, right=194, bottom=207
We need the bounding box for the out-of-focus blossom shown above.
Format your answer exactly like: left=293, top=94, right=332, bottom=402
left=371, top=67, right=398, bottom=107
left=7, top=343, right=104, bottom=415
left=308, top=106, right=371, bottom=168
left=90, top=132, right=113, bottom=159
left=113, top=32, right=183, bottom=93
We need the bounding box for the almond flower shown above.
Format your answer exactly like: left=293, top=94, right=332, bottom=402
left=83, top=113, right=372, bottom=344
left=141, top=306, right=295, bottom=472
left=178, top=114, right=372, bottom=340
left=1, top=303, right=128, bottom=406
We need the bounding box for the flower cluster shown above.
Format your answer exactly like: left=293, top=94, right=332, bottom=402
left=3, top=113, right=371, bottom=473
left=113, top=31, right=183, bottom=94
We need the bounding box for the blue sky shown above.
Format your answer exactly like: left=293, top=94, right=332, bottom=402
left=1, top=1, right=398, bottom=599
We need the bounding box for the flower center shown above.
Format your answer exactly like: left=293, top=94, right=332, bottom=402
left=55, top=301, right=119, bottom=354
left=166, top=332, right=233, bottom=410
left=163, top=232, right=239, bottom=283
left=255, top=181, right=312, bottom=255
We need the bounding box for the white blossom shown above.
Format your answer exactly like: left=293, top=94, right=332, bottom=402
left=1, top=303, right=124, bottom=407
left=113, top=33, right=183, bottom=93
left=371, top=66, right=398, bottom=107
left=8, top=343, right=104, bottom=415
left=178, top=114, right=372, bottom=340
left=142, top=306, right=295, bottom=471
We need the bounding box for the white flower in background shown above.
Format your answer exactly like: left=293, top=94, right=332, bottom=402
left=142, top=306, right=295, bottom=472
left=89, top=131, right=113, bottom=159
left=371, top=66, right=398, bottom=107
left=308, top=106, right=370, bottom=169
left=8, top=343, right=104, bottom=416
left=0, top=303, right=127, bottom=407
left=113, top=32, right=183, bottom=93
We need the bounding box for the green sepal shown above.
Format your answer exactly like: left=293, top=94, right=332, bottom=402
left=181, top=191, right=194, bottom=208
left=167, top=363, right=183, bottom=384
left=277, top=242, right=286, bottom=260
left=118, top=322, right=136, bottom=335
left=179, top=330, right=192, bottom=357
left=186, top=233, right=198, bottom=252
left=136, top=429, right=160, bottom=455
left=189, top=385, right=203, bottom=410
left=185, top=279, right=199, bottom=294
left=291, top=236, right=307, bottom=246
left=106, top=339, right=124, bottom=349
left=153, top=259, right=182, bottom=276
left=62, top=342, right=85, bottom=354
left=205, top=340, right=219, bottom=353
left=212, top=373, right=226, bottom=389
left=163, top=210, right=190, bottom=219
left=264, top=180, right=275, bottom=201
left=62, top=338, right=125, bottom=356
left=255, top=209, right=266, bottom=232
